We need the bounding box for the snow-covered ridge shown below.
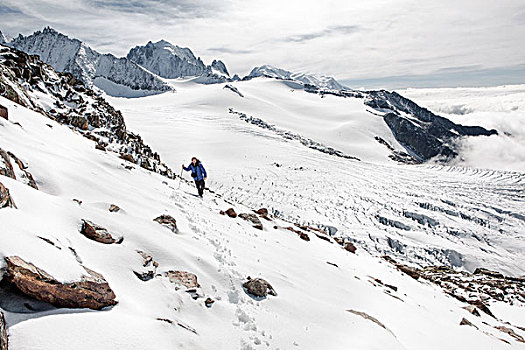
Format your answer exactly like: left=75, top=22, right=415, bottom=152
left=7, top=27, right=172, bottom=96
left=247, top=64, right=347, bottom=90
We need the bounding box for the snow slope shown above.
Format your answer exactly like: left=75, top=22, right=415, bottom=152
left=2, top=93, right=525, bottom=349
left=400, top=85, right=525, bottom=172
left=107, top=79, right=525, bottom=276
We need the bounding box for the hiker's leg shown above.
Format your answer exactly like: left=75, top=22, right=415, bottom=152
left=194, top=180, right=199, bottom=193
left=198, top=180, right=205, bottom=196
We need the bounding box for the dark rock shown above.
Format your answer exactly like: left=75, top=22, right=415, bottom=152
left=225, top=208, right=237, bottom=218
left=495, top=326, right=525, bottom=343
left=396, top=265, right=420, bottom=280
left=70, top=116, right=88, bottom=130
left=4, top=255, right=117, bottom=310
left=468, top=300, right=495, bottom=318
left=255, top=208, right=268, bottom=216
left=463, top=305, right=481, bottom=317
left=166, top=271, right=199, bottom=288
left=205, top=297, right=215, bottom=308
left=133, top=270, right=154, bottom=282
left=238, top=213, right=263, bottom=230
left=80, top=219, right=123, bottom=244
left=0, top=105, right=7, bottom=120
left=0, top=149, right=15, bottom=179
left=243, top=277, right=277, bottom=298
left=459, top=317, right=478, bottom=329
left=0, top=182, right=16, bottom=209
left=153, top=214, right=178, bottom=233
left=72, top=198, right=82, bottom=205
left=108, top=204, right=120, bottom=212
left=120, top=153, right=135, bottom=163
left=0, top=310, right=6, bottom=350
left=473, top=268, right=504, bottom=279
left=95, top=143, right=106, bottom=151
left=343, top=242, right=357, bottom=253
left=136, top=250, right=158, bottom=268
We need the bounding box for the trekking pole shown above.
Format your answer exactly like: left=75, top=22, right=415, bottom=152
left=177, top=168, right=183, bottom=189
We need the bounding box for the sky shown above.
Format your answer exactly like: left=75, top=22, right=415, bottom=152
left=1, top=0, right=524, bottom=89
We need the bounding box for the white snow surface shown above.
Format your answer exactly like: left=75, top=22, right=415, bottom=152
left=400, top=85, right=525, bottom=172
left=1, top=78, right=524, bottom=349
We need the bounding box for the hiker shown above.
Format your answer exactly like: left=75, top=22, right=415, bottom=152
left=182, top=157, right=207, bottom=197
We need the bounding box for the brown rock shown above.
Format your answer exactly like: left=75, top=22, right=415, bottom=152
left=0, top=105, right=8, bottom=120
left=495, top=326, right=525, bottom=343
left=70, top=116, right=89, bottom=130
left=297, top=231, right=310, bottom=241
left=166, top=271, right=200, bottom=288
left=7, top=151, right=38, bottom=189
left=120, top=153, right=135, bottom=163
left=4, top=256, right=117, bottom=310
left=463, top=305, right=481, bottom=317
left=95, top=143, right=106, bottom=151
left=109, top=204, right=120, bottom=212
left=225, top=208, right=237, bottom=218
left=219, top=210, right=225, bottom=215
left=0, top=310, right=7, bottom=350
left=243, top=277, right=277, bottom=297
left=80, top=219, right=123, bottom=244
left=0, top=149, right=15, bottom=179
left=0, top=182, right=16, bottom=209
left=205, top=297, right=215, bottom=308
left=468, top=300, right=495, bottom=318
left=255, top=208, right=268, bottom=216
left=459, top=317, right=478, bottom=329
left=473, top=268, right=504, bottom=279
left=344, top=242, right=357, bottom=253
left=238, top=213, right=263, bottom=230
left=133, top=270, right=154, bottom=282
left=315, top=233, right=332, bottom=243
left=396, top=264, right=420, bottom=280
left=154, top=214, right=178, bottom=233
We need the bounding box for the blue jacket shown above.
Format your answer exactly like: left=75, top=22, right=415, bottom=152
left=184, top=162, right=207, bottom=181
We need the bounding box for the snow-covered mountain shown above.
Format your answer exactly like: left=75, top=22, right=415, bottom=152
left=1, top=48, right=524, bottom=349
left=126, top=40, right=209, bottom=78
left=126, top=39, right=231, bottom=84
left=7, top=27, right=172, bottom=97
left=0, top=31, right=7, bottom=45
left=247, top=64, right=347, bottom=90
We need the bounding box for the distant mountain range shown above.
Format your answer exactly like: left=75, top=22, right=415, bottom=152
left=1, top=27, right=348, bottom=96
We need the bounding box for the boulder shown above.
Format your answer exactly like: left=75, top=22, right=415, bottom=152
left=0, top=149, right=15, bottom=179
left=70, top=116, right=88, bottom=130
left=225, top=208, right=237, bottom=218
left=463, top=305, right=481, bottom=317
left=120, top=153, right=135, bottom=163
left=344, top=242, right=357, bottom=253
left=495, top=326, right=525, bottom=343
left=0, top=182, right=16, bottom=209
left=0, top=105, right=7, bottom=120
left=0, top=310, right=7, bottom=350
left=166, top=271, right=199, bottom=288
left=396, top=264, right=420, bottom=280
left=459, top=317, right=478, bottom=329
left=473, top=268, right=504, bottom=279
left=95, top=143, right=106, bottom=151
left=255, top=208, right=268, bottom=216
left=205, top=297, right=215, bottom=308
left=133, top=270, right=154, bottom=282
left=153, top=214, right=178, bottom=233
left=7, top=151, right=38, bottom=189
left=80, top=220, right=123, bottom=244
left=238, top=213, right=263, bottom=230
left=4, top=256, right=117, bottom=310
left=108, top=204, right=120, bottom=212
left=243, top=277, right=277, bottom=297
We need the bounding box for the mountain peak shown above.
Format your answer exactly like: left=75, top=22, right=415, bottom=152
left=248, top=65, right=346, bottom=90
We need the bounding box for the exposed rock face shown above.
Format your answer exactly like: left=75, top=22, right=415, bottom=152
left=364, top=90, right=497, bottom=161
left=8, top=27, right=172, bottom=94
left=0, top=45, right=176, bottom=180
left=4, top=256, right=117, bottom=310
left=495, top=326, right=525, bottom=343
left=243, top=277, right=277, bottom=297
left=166, top=271, right=199, bottom=288
left=210, top=59, right=229, bottom=76
left=80, top=220, right=123, bottom=244
left=0, top=104, right=7, bottom=120
left=225, top=208, right=237, bottom=218
left=459, top=317, right=477, bottom=329
left=153, top=214, right=178, bottom=233
left=0, top=182, right=16, bottom=209
left=284, top=226, right=310, bottom=241
left=343, top=242, right=357, bottom=253
left=2, top=150, right=39, bottom=189
left=127, top=40, right=208, bottom=79
left=0, top=310, right=7, bottom=350
left=238, top=213, right=263, bottom=230
left=255, top=208, right=268, bottom=217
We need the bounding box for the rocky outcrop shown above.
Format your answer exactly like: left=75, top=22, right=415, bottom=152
left=0, top=310, right=7, bottom=350
left=224, top=208, right=237, bottom=218
left=153, top=214, right=178, bottom=233
left=243, top=277, right=277, bottom=298
left=166, top=271, right=199, bottom=288
left=108, top=204, right=120, bottom=212
left=0, top=105, right=7, bottom=120
left=9, top=27, right=172, bottom=95
left=0, top=44, right=176, bottom=180
left=343, top=242, right=357, bottom=253
left=4, top=256, right=117, bottom=310
left=495, top=326, right=525, bottom=343
left=364, top=90, right=497, bottom=161
left=0, top=182, right=16, bottom=209
left=80, top=220, right=123, bottom=244
left=238, top=213, right=263, bottom=230
left=3, top=150, right=38, bottom=189
left=459, top=317, right=477, bottom=329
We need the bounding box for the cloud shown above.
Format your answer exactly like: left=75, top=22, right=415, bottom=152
left=207, top=47, right=255, bottom=55
left=282, top=25, right=362, bottom=43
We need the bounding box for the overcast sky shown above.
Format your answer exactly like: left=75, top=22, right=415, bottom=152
left=1, top=0, right=524, bottom=88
